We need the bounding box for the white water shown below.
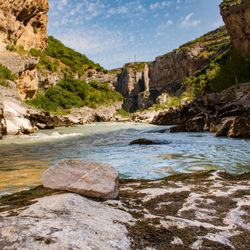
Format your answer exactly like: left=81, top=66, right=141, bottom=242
left=0, top=122, right=249, bottom=194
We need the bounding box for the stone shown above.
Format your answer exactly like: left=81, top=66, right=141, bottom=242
left=42, top=160, right=119, bottom=199
left=129, top=138, right=167, bottom=145
left=152, top=83, right=250, bottom=139
left=0, top=86, right=35, bottom=136
left=220, top=0, right=250, bottom=55
left=0, top=0, right=49, bottom=49
left=0, top=193, right=132, bottom=250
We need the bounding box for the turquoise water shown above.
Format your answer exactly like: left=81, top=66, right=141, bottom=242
left=0, top=122, right=249, bottom=195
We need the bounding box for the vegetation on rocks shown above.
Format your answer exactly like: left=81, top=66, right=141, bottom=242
left=124, top=62, right=147, bottom=72
left=30, top=36, right=105, bottom=77
left=184, top=49, right=250, bottom=95
left=0, top=64, right=16, bottom=87
left=220, top=0, right=242, bottom=9
left=27, top=79, right=123, bottom=113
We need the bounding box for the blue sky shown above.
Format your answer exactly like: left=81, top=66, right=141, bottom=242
left=48, top=0, right=224, bottom=69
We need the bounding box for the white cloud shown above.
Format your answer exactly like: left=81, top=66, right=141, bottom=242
left=150, top=1, right=171, bottom=11
left=180, top=13, right=201, bottom=28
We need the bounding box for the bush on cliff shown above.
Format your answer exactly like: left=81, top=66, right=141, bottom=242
left=0, top=64, right=16, bottom=87
left=27, top=79, right=123, bottom=113
left=184, top=49, right=250, bottom=95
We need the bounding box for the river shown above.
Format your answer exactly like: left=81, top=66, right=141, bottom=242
left=0, top=122, right=249, bottom=195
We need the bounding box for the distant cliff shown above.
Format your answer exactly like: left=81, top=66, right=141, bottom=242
left=0, top=0, right=49, bottom=49
left=220, top=0, right=250, bottom=55
left=117, top=27, right=230, bottom=112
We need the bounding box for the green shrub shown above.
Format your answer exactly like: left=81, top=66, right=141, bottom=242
left=27, top=79, right=123, bottom=113
left=0, top=64, right=16, bottom=87
left=184, top=48, right=250, bottom=95
left=116, top=108, right=131, bottom=118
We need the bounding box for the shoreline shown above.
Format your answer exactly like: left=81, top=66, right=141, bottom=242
left=1, top=170, right=249, bottom=249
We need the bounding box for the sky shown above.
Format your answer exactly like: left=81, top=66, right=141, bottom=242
left=48, top=0, right=224, bottom=69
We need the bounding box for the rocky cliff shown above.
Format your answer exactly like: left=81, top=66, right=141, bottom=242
left=117, top=27, right=230, bottom=112
left=220, top=0, right=250, bottom=55
left=116, top=63, right=150, bottom=112
left=0, top=0, right=49, bottom=49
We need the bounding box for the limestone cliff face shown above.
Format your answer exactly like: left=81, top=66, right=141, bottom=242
left=220, top=0, right=250, bottom=55
left=116, top=63, right=150, bottom=112
left=149, top=45, right=207, bottom=93
left=0, top=0, right=49, bottom=49
left=117, top=27, right=230, bottom=112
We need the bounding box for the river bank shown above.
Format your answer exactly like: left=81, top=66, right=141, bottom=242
left=0, top=170, right=249, bottom=249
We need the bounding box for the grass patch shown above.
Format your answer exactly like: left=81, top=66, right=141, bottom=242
left=27, top=79, right=123, bottom=113
left=0, top=64, right=16, bottom=87
left=6, top=44, right=27, bottom=56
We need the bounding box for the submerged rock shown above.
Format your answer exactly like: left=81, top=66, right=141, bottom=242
left=42, top=160, right=119, bottom=199
left=0, top=193, right=132, bottom=250
left=129, top=138, right=167, bottom=145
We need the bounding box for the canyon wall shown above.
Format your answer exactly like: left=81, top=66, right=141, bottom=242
left=0, top=0, right=49, bottom=49
left=220, top=0, right=250, bottom=55
left=117, top=27, right=230, bottom=112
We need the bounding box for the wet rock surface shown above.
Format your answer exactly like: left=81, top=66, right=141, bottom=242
left=43, top=160, right=119, bottom=199
left=0, top=171, right=249, bottom=249
left=129, top=138, right=168, bottom=145
left=152, top=83, right=250, bottom=138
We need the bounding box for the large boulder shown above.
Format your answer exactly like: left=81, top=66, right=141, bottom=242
left=42, top=160, right=119, bottom=199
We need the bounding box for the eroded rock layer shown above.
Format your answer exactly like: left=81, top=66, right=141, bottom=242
left=0, top=0, right=49, bottom=49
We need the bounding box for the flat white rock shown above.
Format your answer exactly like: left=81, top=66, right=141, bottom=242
left=0, top=193, right=132, bottom=250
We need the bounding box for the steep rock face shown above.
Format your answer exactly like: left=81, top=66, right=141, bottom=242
left=220, top=0, right=250, bottom=55
left=0, top=0, right=49, bottom=49
left=117, top=27, right=230, bottom=112
left=149, top=45, right=206, bottom=93
left=116, top=63, right=148, bottom=112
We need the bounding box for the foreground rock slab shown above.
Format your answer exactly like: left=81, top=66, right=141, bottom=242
left=0, top=171, right=249, bottom=249
left=0, top=193, right=132, bottom=250
left=43, top=160, right=119, bottom=199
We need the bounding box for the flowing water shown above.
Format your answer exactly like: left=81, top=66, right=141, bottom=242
left=0, top=122, right=249, bottom=195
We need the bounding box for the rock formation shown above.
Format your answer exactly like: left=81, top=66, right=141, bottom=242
left=42, top=160, right=119, bottom=199
left=152, top=83, right=250, bottom=138
left=0, top=83, right=35, bottom=135
left=0, top=0, right=49, bottom=49
left=220, top=0, right=250, bottom=55
left=117, top=27, right=230, bottom=112
left=116, top=63, right=147, bottom=112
